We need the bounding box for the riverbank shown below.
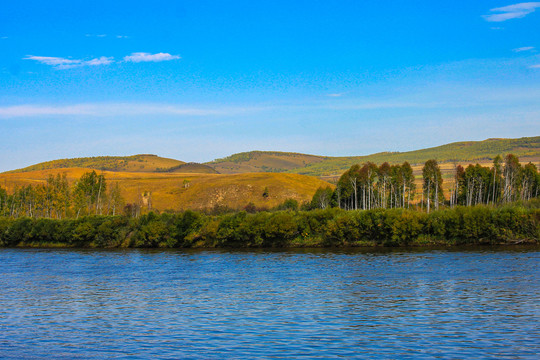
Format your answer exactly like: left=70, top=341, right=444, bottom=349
left=1, top=203, right=538, bottom=249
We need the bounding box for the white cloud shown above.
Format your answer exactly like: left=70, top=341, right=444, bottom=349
left=24, top=55, right=114, bottom=69
left=327, top=93, right=344, bottom=97
left=530, top=64, right=540, bottom=68
left=85, top=57, right=114, bottom=66
left=513, top=46, right=535, bottom=52
left=483, top=2, right=540, bottom=22
left=24, top=56, right=81, bottom=68
left=24, top=52, right=180, bottom=69
left=123, top=52, right=181, bottom=63
left=116, top=35, right=129, bottom=39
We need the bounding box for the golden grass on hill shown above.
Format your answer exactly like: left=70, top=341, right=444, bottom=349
left=7, top=154, right=186, bottom=174
left=0, top=168, right=333, bottom=211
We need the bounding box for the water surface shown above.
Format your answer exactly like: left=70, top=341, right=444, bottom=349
left=0, top=247, right=539, bottom=359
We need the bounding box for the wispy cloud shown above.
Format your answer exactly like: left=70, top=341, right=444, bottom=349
left=0, top=36, right=7, bottom=39
left=24, top=55, right=114, bottom=69
left=0, top=99, right=476, bottom=119
left=24, top=56, right=81, bottom=69
left=25, top=52, right=180, bottom=69
left=513, top=46, right=535, bottom=52
left=123, top=52, right=181, bottom=63
left=85, top=57, right=114, bottom=66
left=327, top=93, right=345, bottom=97
left=116, top=35, right=129, bottom=39
left=0, top=103, right=261, bottom=118
left=530, top=64, right=540, bottom=68
left=483, top=2, right=540, bottom=22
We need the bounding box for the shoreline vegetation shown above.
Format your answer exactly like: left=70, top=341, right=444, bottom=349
left=1, top=201, right=538, bottom=249
left=0, top=153, right=538, bottom=249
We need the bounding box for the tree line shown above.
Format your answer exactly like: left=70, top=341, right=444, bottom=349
left=0, top=171, right=124, bottom=219
left=310, top=154, right=540, bottom=213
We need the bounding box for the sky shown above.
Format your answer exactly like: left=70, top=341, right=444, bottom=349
left=1, top=0, right=539, bottom=172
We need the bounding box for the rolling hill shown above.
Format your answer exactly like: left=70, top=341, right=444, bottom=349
left=207, top=151, right=328, bottom=174
left=156, top=162, right=219, bottom=174
left=207, top=136, right=540, bottom=176
left=8, top=154, right=186, bottom=174
left=7, top=137, right=538, bottom=178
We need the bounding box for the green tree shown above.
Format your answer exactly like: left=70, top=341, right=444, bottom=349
left=377, top=162, right=391, bottom=209
left=520, top=163, right=539, bottom=201
left=0, top=186, right=7, bottom=216
left=311, top=187, right=334, bottom=209
left=73, top=171, right=107, bottom=217
left=422, top=159, right=443, bottom=213
left=503, top=154, right=521, bottom=203
left=107, top=182, right=124, bottom=216
left=491, top=155, right=503, bottom=204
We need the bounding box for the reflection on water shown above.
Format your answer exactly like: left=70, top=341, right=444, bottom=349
left=0, top=247, right=539, bottom=359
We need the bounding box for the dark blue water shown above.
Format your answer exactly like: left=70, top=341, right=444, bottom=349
left=0, top=247, right=539, bottom=359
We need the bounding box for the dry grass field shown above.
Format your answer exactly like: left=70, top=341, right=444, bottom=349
left=0, top=168, right=333, bottom=211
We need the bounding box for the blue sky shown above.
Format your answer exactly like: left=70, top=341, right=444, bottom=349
left=1, top=1, right=539, bottom=172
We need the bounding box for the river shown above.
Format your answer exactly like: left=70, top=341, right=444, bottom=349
left=0, top=247, right=538, bottom=359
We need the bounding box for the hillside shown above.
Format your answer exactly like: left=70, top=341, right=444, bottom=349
left=292, top=136, right=540, bottom=176
left=207, top=137, right=540, bottom=177
left=0, top=168, right=332, bottom=212
left=8, top=154, right=186, bottom=174
left=157, top=162, right=219, bottom=174
left=207, top=151, right=327, bottom=174
left=4, top=136, right=539, bottom=183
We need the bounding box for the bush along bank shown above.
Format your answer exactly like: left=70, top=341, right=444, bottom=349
left=0, top=203, right=538, bottom=248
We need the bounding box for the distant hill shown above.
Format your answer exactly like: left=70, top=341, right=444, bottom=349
left=5, top=136, right=539, bottom=179
left=0, top=168, right=332, bottom=211
left=8, top=154, right=186, bottom=174
left=157, top=162, right=219, bottom=174
left=208, top=137, right=540, bottom=176
left=207, top=151, right=328, bottom=174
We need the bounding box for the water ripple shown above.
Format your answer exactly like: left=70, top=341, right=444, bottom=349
left=0, top=247, right=538, bottom=359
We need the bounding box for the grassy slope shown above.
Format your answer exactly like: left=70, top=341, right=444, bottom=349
left=207, top=151, right=328, bottom=174
left=207, top=137, right=539, bottom=176
left=7, top=154, right=186, bottom=173
left=0, top=168, right=333, bottom=211
left=161, top=162, right=219, bottom=174
left=293, top=136, right=540, bottom=176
